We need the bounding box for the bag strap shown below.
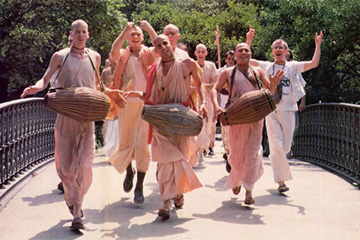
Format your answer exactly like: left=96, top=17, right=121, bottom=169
left=226, top=66, right=237, bottom=107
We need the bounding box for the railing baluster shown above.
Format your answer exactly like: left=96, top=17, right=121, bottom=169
left=0, top=98, right=57, bottom=188
left=294, top=103, right=360, bottom=185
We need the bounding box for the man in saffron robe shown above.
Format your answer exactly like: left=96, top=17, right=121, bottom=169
left=109, top=21, right=157, bottom=204
left=21, top=19, right=126, bottom=231
left=194, top=44, right=218, bottom=159
left=211, top=43, right=283, bottom=205
left=125, top=34, right=208, bottom=219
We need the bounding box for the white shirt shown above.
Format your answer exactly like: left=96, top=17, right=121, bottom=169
left=258, top=60, right=305, bottom=111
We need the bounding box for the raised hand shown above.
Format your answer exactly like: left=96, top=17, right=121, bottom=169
left=269, top=69, right=284, bottom=86
left=315, top=30, right=323, bottom=46
left=139, top=19, right=151, bottom=32
left=246, top=25, right=255, bottom=45
left=215, top=25, right=220, bottom=46
left=124, top=21, right=136, bottom=33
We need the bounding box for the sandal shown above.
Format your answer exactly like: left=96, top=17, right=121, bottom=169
left=70, top=217, right=84, bottom=231
left=244, top=197, right=255, bottom=205
left=278, top=183, right=289, bottom=193
left=158, top=208, right=170, bottom=219
left=232, top=186, right=241, bottom=195
left=174, top=194, right=184, bottom=209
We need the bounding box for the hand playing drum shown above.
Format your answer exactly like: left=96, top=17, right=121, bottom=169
left=103, top=88, right=127, bottom=108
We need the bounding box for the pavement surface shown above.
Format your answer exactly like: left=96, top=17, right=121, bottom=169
left=0, top=137, right=360, bottom=240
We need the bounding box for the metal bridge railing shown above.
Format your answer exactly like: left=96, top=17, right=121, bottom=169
left=293, top=103, right=360, bottom=185
left=0, top=98, right=57, bottom=188
left=0, top=99, right=359, bottom=188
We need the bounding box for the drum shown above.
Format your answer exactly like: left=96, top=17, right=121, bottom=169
left=44, top=87, right=110, bottom=122
left=219, top=89, right=276, bottom=126
left=141, top=103, right=203, bottom=137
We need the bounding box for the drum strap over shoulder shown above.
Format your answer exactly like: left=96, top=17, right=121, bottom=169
left=226, top=66, right=263, bottom=108
left=250, top=66, right=263, bottom=89
left=226, top=66, right=237, bottom=108
left=86, top=49, right=105, bottom=92
left=50, top=49, right=70, bottom=89
left=50, top=49, right=105, bottom=92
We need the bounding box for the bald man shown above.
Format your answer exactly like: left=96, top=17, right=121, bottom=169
left=21, top=19, right=126, bottom=231
left=211, top=42, right=283, bottom=205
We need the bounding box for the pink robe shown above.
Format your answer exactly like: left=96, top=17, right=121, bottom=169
left=54, top=48, right=96, bottom=207
left=224, top=66, right=264, bottom=191
left=146, top=61, right=202, bottom=201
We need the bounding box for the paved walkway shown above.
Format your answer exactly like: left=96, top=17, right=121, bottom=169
left=0, top=138, right=359, bottom=240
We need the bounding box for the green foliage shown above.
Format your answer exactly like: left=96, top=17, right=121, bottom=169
left=1, top=0, right=359, bottom=104
left=0, top=0, right=126, bottom=101
left=131, top=1, right=258, bottom=65
left=251, top=0, right=360, bottom=103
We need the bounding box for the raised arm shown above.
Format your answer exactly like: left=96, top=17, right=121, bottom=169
left=139, top=20, right=157, bottom=45
left=110, top=22, right=135, bottom=62
left=246, top=25, right=260, bottom=67
left=21, top=52, right=62, bottom=98
left=303, top=31, right=323, bottom=72
left=246, top=25, right=255, bottom=47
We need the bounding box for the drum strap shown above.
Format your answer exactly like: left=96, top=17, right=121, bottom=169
left=251, top=66, right=263, bottom=89
left=86, top=49, right=106, bottom=92
left=49, top=50, right=70, bottom=90
left=226, top=66, right=263, bottom=108
left=49, top=48, right=105, bottom=92
left=226, top=66, right=237, bottom=108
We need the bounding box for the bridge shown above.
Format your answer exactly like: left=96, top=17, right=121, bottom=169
left=0, top=98, right=359, bottom=240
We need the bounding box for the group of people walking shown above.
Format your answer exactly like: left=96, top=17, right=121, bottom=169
left=21, top=19, right=323, bottom=231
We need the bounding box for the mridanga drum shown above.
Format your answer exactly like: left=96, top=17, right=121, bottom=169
left=141, top=103, right=203, bottom=137
left=219, top=89, right=276, bottom=126
left=44, top=87, right=110, bottom=122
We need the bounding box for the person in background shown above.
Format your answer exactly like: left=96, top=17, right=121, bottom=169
left=194, top=44, right=218, bottom=158
left=217, top=50, right=235, bottom=169
left=176, top=42, right=188, bottom=53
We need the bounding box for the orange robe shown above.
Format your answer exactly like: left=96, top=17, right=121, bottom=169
left=110, top=48, right=155, bottom=174
left=145, top=61, right=202, bottom=201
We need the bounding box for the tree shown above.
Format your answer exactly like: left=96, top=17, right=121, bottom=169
left=0, top=0, right=126, bottom=102
left=1, top=0, right=359, bottom=104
